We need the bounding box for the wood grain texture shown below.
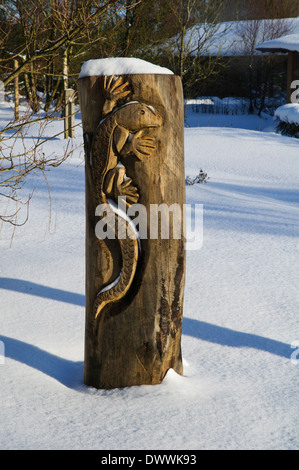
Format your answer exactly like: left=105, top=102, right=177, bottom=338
left=78, top=73, right=185, bottom=389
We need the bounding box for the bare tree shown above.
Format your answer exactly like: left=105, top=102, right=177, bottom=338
left=221, top=0, right=299, bottom=21
left=162, top=0, right=226, bottom=98
left=0, top=109, right=75, bottom=228
left=0, top=1, right=130, bottom=98
left=0, top=0, right=141, bottom=228
left=236, top=2, right=295, bottom=113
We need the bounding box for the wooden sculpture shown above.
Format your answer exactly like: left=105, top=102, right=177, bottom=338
left=78, top=60, right=185, bottom=389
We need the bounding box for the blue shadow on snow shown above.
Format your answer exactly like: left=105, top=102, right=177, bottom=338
left=183, top=317, right=291, bottom=359
left=0, top=278, right=291, bottom=388
left=0, top=334, right=83, bottom=389
left=0, top=277, right=85, bottom=307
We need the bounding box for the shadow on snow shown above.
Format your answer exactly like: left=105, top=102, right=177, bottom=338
left=182, top=318, right=291, bottom=360
left=0, top=278, right=292, bottom=388
left=0, top=334, right=84, bottom=389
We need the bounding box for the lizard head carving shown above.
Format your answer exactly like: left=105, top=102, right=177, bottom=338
left=115, top=102, right=162, bottom=133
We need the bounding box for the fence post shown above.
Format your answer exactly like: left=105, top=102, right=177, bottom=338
left=64, top=88, right=75, bottom=138
left=14, top=60, right=19, bottom=120
left=0, top=81, right=4, bottom=103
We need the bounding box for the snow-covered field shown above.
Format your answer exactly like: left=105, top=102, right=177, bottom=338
left=0, top=102, right=298, bottom=450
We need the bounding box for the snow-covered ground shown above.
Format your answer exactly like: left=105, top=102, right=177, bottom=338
left=0, top=102, right=298, bottom=450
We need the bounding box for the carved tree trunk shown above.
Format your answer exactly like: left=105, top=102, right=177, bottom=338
left=78, top=69, right=186, bottom=389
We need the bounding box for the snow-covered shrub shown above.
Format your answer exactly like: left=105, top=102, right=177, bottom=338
left=274, top=104, right=299, bottom=138
left=185, top=170, right=209, bottom=185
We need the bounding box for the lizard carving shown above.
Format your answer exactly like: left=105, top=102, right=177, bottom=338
left=89, top=76, right=162, bottom=333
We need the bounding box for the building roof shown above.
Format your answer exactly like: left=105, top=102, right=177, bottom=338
left=165, top=17, right=299, bottom=57
left=256, top=33, right=299, bottom=53
left=170, top=17, right=299, bottom=57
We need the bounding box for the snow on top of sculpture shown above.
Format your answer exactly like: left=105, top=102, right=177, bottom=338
left=79, top=57, right=173, bottom=78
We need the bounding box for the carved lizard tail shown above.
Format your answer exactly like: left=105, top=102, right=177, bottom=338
left=93, top=205, right=139, bottom=334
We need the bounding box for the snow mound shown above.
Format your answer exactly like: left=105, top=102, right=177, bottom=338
left=275, top=103, right=299, bottom=125
left=78, top=58, right=173, bottom=78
